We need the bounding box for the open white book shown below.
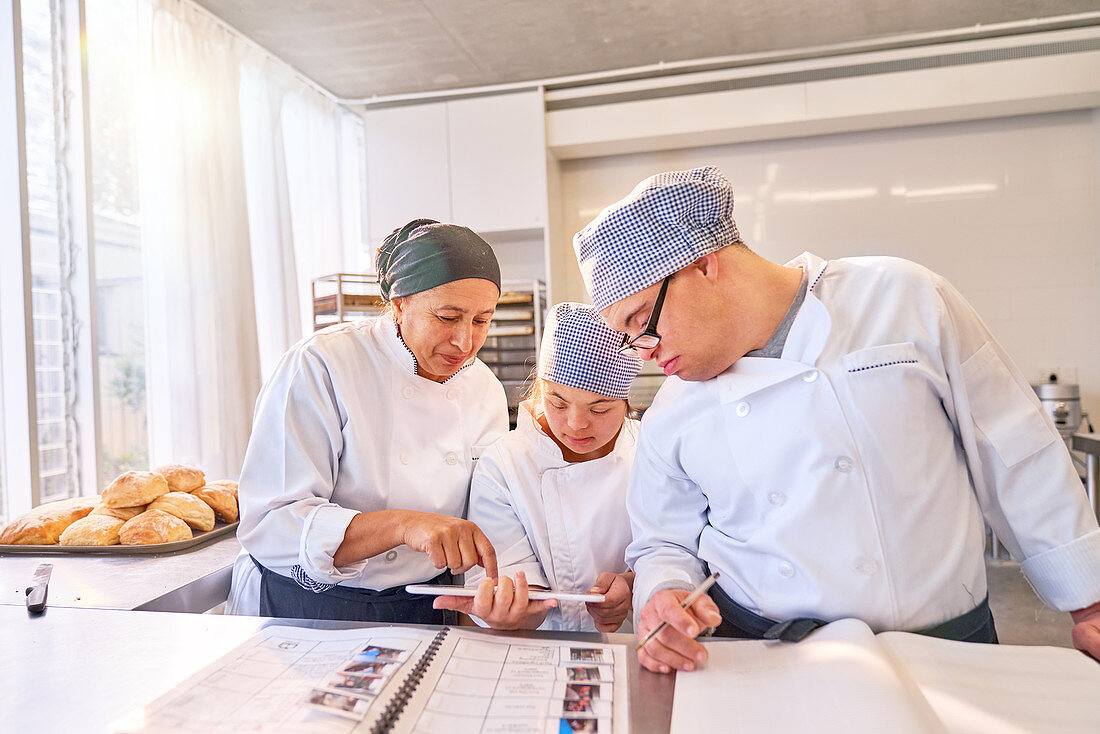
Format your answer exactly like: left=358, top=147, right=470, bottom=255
left=671, top=618, right=1100, bottom=734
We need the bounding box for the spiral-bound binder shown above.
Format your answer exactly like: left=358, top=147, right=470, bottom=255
left=356, top=626, right=625, bottom=734
left=367, top=627, right=451, bottom=734
left=113, top=623, right=627, bottom=733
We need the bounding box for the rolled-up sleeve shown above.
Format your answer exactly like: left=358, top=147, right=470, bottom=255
left=937, top=277, right=1100, bottom=611
left=237, top=346, right=367, bottom=584
left=299, top=504, right=366, bottom=582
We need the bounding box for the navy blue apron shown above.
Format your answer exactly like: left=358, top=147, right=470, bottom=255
left=707, top=578, right=998, bottom=643
left=254, top=557, right=458, bottom=625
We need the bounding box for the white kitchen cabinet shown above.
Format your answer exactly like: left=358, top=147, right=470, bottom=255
left=363, top=101, right=452, bottom=242
left=447, top=91, right=547, bottom=233
left=363, top=91, right=548, bottom=239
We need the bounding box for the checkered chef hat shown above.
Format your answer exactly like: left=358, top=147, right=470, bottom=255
left=537, top=303, right=643, bottom=400
left=573, top=166, right=740, bottom=310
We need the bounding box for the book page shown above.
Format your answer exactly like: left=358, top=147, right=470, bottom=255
left=670, top=618, right=946, bottom=734
left=112, top=625, right=439, bottom=733
left=877, top=631, right=1100, bottom=734
left=390, top=628, right=630, bottom=734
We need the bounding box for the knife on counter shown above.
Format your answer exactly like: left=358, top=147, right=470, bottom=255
left=26, top=563, right=53, bottom=614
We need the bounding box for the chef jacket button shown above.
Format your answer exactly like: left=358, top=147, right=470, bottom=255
left=402, top=386, right=415, bottom=399
left=856, top=559, right=880, bottom=576
left=399, top=452, right=409, bottom=465
left=834, top=456, right=853, bottom=473
left=384, top=550, right=398, bottom=562
left=446, top=388, right=458, bottom=401
left=778, top=562, right=795, bottom=578
left=735, top=401, right=750, bottom=417
left=768, top=492, right=786, bottom=506
left=802, top=370, right=818, bottom=382
left=445, top=452, right=459, bottom=465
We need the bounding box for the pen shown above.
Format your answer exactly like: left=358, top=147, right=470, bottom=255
left=635, top=572, right=720, bottom=651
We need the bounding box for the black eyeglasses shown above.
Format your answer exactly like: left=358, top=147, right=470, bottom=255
left=619, top=276, right=670, bottom=355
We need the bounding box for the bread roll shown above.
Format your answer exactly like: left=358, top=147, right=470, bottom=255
left=147, top=492, right=215, bottom=532
left=152, top=463, right=206, bottom=492
left=89, top=503, right=146, bottom=521
left=191, top=485, right=238, bottom=523
left=208, top=479, right=238, bottom=498
left=0, top=496, right=100, bottom=545
left=119, top=509, right=192, bottom=545
left=59, top=514, right=126, bottom=546
left=102, top=471, right=169, bottom=508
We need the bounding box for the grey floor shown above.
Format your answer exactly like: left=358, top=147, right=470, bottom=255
left=986, top=554, right=1075, bottom=647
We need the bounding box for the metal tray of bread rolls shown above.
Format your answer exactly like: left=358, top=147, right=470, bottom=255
left=0, top=521, right=238, bottom=556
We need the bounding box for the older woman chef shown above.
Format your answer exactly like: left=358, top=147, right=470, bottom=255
left=228, top=218, right=508, bottom=622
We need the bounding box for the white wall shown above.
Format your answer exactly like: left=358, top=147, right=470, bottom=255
left=556, top=109, right=1100, bottom=416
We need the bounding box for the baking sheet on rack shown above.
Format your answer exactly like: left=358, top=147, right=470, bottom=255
left=0, top=521, right=238, bottom=556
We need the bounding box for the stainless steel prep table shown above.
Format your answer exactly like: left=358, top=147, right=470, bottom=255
left=0, top=534, right=240, bottom=612
left=0, top=605, right=674, bottom=733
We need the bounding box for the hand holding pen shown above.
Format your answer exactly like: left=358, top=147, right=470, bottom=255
left=634, top=572, right=723, bottom=675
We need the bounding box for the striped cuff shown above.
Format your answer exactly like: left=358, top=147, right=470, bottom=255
left=291, top=565, right=337, bottom=594
left=1020, top=529, right=1100, bottom=611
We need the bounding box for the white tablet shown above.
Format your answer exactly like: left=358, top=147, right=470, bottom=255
left=405, top=584, right=605, bottom=603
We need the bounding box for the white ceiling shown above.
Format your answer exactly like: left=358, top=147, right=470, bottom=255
left=192, top=1, right=1100, bottom=99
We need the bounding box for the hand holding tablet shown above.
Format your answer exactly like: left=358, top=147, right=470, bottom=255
left=405, top=584, right=605, bottom=603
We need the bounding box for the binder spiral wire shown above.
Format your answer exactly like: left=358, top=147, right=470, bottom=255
left=369, top=627, right=450, bottom=734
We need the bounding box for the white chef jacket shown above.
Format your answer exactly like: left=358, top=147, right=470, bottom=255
left=627, top=252, right=1100, bottom=632
left=467, top=400, right=638, bottom=632
left=232, top=315, right=508, bottom=610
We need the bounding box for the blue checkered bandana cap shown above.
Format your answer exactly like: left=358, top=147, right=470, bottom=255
left=537, top=303, right=643, bottom=400
left=573, top=165, right=741, bottom=311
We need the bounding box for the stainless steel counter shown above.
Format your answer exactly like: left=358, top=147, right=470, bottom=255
left=0, top=534, right=240, bottom=612
left=0, top=606, right=675, bottom=733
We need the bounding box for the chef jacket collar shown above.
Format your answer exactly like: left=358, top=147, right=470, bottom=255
left=714, top=358, right=811, bottom=405
left=380, top=314, right=476, bottom=384
left=782, top=252, right=832, bottom=364
left=713, top=252, right=832, bottom=404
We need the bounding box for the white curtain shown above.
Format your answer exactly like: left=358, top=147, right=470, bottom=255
left=137, top=0, right=364, bottom=476
left=281, top=91, right=350, bottom=337
left=338, top=112, right=369, bottom=275
left=238, top=59, right=301, bottom=380
left=138, top=0, right=261, bottom=478
left=240, top=62, right=366, bottom=376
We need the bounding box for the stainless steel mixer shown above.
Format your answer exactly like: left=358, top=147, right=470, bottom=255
left=1033, top=379, right=1083, bottom=438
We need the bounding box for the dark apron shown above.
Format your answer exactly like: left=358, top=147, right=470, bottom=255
left=708, top=579, right=998, bottom=643
left=254, top=557, right=458, bottom=625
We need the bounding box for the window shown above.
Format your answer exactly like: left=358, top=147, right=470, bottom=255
left=0, top=342, right=5, bottom=520
left=22, top=0, right=76, bottom=503
left=87, top=0, right=148, bottom=478
left=2, top=0, right=117, bottom=518
left=2, top=0, right=357, bottom=517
